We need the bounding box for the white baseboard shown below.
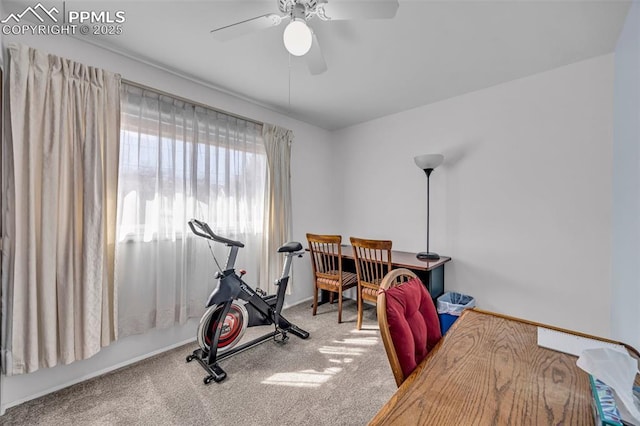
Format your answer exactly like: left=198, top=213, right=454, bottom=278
left=283, top=296, right=313, bottom=309
left=284, top=295, right=363, bottom=310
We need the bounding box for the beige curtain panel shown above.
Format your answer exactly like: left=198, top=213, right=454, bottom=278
left=1, top=44, right=120, bottom=374
left=115, top=84, right=266, bottom=337
left=260, top=123, right=294, bottom=295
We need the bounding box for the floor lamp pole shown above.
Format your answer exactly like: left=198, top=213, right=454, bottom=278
left=426, top=169, right=431, bottom=255
left=414, top=153, right=443, bottom=261
left=417, top=168, right=440, bottom=260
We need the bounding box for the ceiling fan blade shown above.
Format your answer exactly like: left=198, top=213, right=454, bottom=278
left=306, top=33, right=328, bottom=75
left=318, top=0, right=399, bottom=20
left=211, top=14, right=287, bottom=41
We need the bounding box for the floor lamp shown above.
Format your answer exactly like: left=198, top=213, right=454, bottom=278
left=414, top=154, right=444, bottom=260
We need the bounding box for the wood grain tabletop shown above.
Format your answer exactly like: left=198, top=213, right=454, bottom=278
left=369, top=309, right=622, bottom=426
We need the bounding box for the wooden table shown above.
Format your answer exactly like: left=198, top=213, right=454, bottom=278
left=339, top=245, right=451, bottom=300
left=369, top=308, right=640, bottom=425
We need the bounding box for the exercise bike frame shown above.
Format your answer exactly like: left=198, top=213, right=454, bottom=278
left=186, top=219, right=309, bottom=384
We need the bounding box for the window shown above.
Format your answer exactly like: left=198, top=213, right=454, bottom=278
left=116, top=86, right=266, bottom=242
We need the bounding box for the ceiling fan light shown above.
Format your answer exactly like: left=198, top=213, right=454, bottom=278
left=283, top=19, right=312, bottom=56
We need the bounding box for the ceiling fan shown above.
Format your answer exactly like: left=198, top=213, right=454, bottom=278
left=210, top=0, right=400, bottom=75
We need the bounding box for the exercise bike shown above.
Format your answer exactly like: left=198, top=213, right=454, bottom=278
left=185, top=219, right=309, bottom=384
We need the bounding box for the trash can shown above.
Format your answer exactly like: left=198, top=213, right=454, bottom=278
left=437, top=292, right=476, bottom=335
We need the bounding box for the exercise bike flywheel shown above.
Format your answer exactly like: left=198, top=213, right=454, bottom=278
left=197, top=301, right=249, bottom=355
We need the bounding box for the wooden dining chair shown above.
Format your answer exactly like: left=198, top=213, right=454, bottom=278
left=350, top=237, right=393, bottom=330
left=377, top=268, right=442, bottom=387
left=306, top=233, right=358, bottom=323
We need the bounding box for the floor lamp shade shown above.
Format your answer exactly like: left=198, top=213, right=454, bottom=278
left=414, top=154, right=444, bottom=170
left=414, top=154, right=444, bottom=260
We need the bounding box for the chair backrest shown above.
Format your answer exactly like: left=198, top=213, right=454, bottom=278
left=377, top=268, right=442, bottom=387
left=306, top=234, right=343, bottom=280
left=350, top=237, right=392, bottom=293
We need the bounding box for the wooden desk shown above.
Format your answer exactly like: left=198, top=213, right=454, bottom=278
left=369, top=309, right=640, bottom=425
left=339, top=245, right=451, bottom=300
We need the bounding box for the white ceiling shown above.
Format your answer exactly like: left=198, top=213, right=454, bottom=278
left=3, top=0, right=632, bottom=130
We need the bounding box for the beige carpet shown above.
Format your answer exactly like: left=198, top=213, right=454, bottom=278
left=2, top=300, right=397, bottom=425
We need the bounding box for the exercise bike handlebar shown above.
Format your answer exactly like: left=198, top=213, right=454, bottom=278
left=188, top=219, right=245, bottom=248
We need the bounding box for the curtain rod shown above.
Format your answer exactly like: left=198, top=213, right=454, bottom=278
left=122, top=79, right=264, bottom=127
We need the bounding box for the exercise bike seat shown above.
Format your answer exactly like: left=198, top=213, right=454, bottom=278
left=277, top=242, right=303, bottom=253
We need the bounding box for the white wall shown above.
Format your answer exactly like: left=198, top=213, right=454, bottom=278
left=335, top=55, right=615, bottom=337
left=0, top=33, right=336, bottom=411
left=612, top=0, right=640, bottom=351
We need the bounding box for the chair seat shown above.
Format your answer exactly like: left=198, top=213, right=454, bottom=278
left=317, top=271, right=358, bottom=289
left=361, top=279, right=383, bottom=300
left=361, top=286, right=380, bottom=299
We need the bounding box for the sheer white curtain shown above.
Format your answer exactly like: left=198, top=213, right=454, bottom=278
left=261, top=124, right=294, bottom=295
left=116, top=84, right=266, bottom=337
left=1, top=44, right=120, bottom=374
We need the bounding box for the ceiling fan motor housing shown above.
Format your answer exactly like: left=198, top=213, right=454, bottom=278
left=279, top=0, right=321, bottom=20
